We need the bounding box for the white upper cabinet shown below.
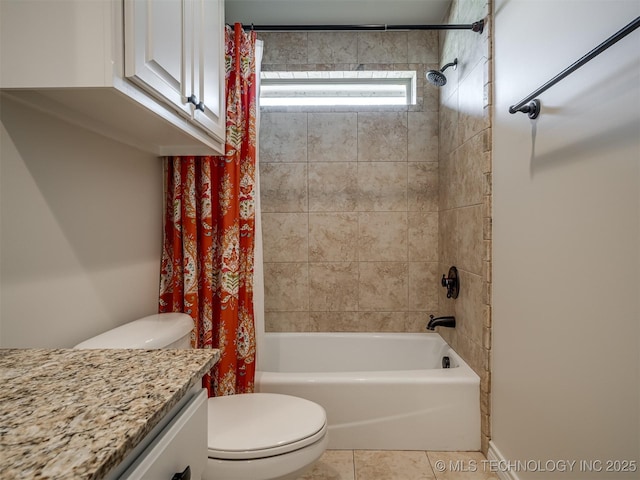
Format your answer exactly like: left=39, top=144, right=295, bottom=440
left=0, top=0, right=225, bottom=156
left=125, top=0, right=192, bottom=118
left=190, top=0, right=225, bottom=141
left=125, top=0, right=226, bottom=141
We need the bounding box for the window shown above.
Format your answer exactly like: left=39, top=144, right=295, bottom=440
left=260, top=71, right=417, bottom=106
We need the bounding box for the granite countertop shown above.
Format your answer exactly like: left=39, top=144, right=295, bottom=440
left=0, top=348, right=219, bottom=480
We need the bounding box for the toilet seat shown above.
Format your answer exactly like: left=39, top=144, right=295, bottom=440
left=207, top=393, right=327, bottom=460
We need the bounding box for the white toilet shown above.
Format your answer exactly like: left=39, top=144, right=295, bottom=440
left=74, top=313, right=328, bottom=480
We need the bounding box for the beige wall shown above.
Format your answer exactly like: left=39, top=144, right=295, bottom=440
left=492, top=0, right=639, bottom=477
left=437, top=0, right=492, bottom=453
left=0, top=95, right=163, bottom=348
left=258, top=30, right=443, bottom=332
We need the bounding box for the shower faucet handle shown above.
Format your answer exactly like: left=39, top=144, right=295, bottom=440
left=441, top=266, right=459, bottom=299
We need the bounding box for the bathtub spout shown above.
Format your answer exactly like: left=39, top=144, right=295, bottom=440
left=426, top=315, right=456, bottom=330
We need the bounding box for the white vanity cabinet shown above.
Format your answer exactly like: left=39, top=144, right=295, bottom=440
left=105, top=387, right=208, bottom=480
left=117, top=388, right=208, bottom=480
left=0, top=0, right=225, bottom=156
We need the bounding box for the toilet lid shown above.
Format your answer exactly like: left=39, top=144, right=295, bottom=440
left=207, top=393, right=327, bottom=460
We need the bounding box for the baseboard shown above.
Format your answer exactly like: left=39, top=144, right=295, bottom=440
left=487, top=441, right=522, bottom=480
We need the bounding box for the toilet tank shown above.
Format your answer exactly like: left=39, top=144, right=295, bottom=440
left=74, top=313, right=194, bottom=349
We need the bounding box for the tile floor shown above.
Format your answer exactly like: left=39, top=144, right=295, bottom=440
left=299, top=450, right=500, bottom=480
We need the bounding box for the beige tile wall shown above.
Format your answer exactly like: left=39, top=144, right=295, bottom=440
left=258, top=30, right=442, bottom=333
left=258, top=7, right=493, bottom=453
left=437, top=0, right=492, bottom=454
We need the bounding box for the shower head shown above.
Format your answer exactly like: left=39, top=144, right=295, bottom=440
left=426, top=58, right=458, bottom=87
left=426, top=70, right=447, bottom=87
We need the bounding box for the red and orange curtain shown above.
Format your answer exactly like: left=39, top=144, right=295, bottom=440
left=159, top=24, right=257, bottom=397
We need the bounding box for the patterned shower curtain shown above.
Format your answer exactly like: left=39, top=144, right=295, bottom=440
left=158, top=24, right=258, bottom=397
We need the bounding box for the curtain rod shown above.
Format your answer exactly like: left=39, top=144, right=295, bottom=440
left=232, top=19, right=484, bottom=33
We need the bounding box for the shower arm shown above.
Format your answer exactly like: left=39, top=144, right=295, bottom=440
left=440, top=60, right=458, bottom=72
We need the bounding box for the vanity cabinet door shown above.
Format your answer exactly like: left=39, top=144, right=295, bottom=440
left=119, top=389, right=208, bottom=480
left=125, top=0, right=192, bottom=118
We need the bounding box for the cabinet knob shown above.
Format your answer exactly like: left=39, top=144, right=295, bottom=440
left=187, top=94, right=198, bottom=106
left=187, top=94, right=205, bottom=112
left=171, top=465, right=191, bottom=480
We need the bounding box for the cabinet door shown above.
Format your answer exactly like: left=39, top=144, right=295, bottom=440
left=118, top=389, right=207, bottom=480
left=125, top=0, right=191, bottom=117
left=190, top=0, right=226, bottom=142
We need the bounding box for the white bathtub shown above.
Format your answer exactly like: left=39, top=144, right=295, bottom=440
left=255, top=332, right=480, bottom=451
